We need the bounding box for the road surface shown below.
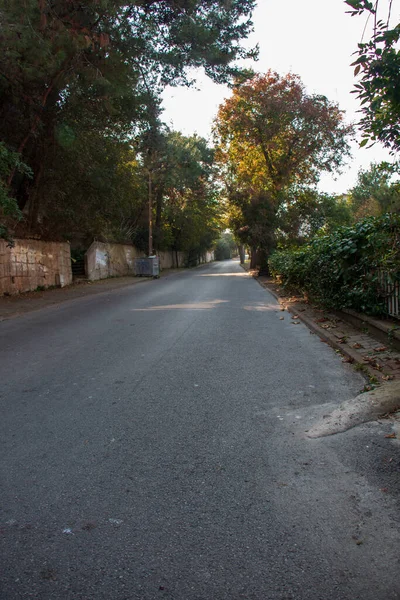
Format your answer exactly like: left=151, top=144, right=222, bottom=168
left=1, top=259, right=399, bottom=599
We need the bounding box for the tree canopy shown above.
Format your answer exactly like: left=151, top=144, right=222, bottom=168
left=346, top=0, right=400, bottom=152
left=214, top=71, right=353, bottom=263
left=349, top=161, right=400, bottom=218
left=0, top=0, right=256, bottom=242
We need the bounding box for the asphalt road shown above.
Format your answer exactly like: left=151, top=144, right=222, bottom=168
left=1, top=259, right=399, bottom=600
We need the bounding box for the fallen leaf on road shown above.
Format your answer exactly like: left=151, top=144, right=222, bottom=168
left=279, top=316, right=284, bottom=320
left=374, top=346, right=387, bottom=352
left=291, top=321, right=300, bottom=325
left=293, top=315, right=299, bottom=319
left=352, top=343, right=363, bottom=349
left=316, top=317, right=329, bottom=323
left=382, top=374, right=394, bottom=381
left=385, top=433, right=396, bottom=438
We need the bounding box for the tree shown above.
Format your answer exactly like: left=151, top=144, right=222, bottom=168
left=155, top=133, right=221, bottom=264
left=0, top=143, right=30, bottom=242
left=346, top=0, right=400, bottom=152
left=214, top=71, right=353, bottom=267
left=276, top=188, right=353, bottom=246
left=214, top=231, right=237, bottom=260
left=349, top=161, right=400, bottom=219
left=135, top=124, right=222, bottom=262
left=0, top=0, right=257, bottom=235
left=33, top=130, right=149, bottom=243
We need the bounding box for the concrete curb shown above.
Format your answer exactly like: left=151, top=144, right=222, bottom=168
left=243, top=268, right=380, bottom=383
left=335, top=308, right=400, bottom=352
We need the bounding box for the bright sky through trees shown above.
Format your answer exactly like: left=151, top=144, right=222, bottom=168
left=162, top=0, right=396, bottom=194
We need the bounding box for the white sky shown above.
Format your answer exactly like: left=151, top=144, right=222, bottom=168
left=161, top=0, right=398, bottom=195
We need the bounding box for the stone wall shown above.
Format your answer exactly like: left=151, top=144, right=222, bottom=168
left=0, top=239, right=72, bottom=295
left=0, top=239, right=215, bottom=294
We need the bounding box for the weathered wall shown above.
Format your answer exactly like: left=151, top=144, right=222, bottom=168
left=203, top=250, right=214, bottom=263
left=86, top=242, right=188, bottom=279
left=85, top=241, right=142, bottom=281
left=158, top=250, right=186, bottom=269
left=85, top=242, right=214, bottom=281
left=0, top=239, right=72, bottom=295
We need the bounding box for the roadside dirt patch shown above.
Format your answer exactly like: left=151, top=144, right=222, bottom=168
left=0, top=270, right=183, bottom=321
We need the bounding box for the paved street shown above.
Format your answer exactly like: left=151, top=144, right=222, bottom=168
left=1, top=259, right=399, bottom=599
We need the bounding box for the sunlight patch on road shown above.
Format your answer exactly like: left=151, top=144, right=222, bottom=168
left=242, top=303, right=277, bottom=312
left=196, top=273, right=248, bottom=277
left=131, top=299, right=229, bottom=311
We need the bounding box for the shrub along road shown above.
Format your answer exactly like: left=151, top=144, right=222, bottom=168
left=1, top=259, right=399, bottom=599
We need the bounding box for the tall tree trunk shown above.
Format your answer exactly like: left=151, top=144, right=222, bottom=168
left=7, top=80, right=63, bottom=190
left=250, top=246, right=258, bottom=269
left=239, top=244, right=245, bottom=264
left=258, top=249, right=270, bottom=276
left=12, top=87, right=60, bottom=216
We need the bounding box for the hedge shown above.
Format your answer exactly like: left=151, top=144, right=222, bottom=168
left=268, top=214, right=400, bottom=315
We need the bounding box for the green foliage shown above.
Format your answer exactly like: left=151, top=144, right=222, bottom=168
left=276, top=188, right=353, bottom=246
left=214, top=232, right=237, bottom=260
left=33, top=129, right=148, bottom=242
left=346, top=0, right=400, bottom=152
left=269, top=214, right=400, bottom=315
left=349, top=162, right=400, bottom=219
left=0, top=143, right=31, bottom=243
left=214, top=71, right=353, bottom=261
left=138, top=128, right=221, bottom=258
left=0, top=0, right=256, bottom=239
left=215, top=239, right=231, bottom=260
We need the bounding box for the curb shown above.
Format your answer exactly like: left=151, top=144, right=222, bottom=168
left=334, top=308, right=400, bottom=352
left=244, top=269, right=380, bottom=383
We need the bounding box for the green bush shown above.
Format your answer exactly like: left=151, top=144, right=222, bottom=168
left=268, top=214, right=400, bottom=315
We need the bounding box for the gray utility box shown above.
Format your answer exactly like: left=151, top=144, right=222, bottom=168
left=134, top=256, right=160, bottom=278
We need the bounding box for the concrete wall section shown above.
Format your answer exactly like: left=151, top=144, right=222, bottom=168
left=85, top=241, right=143, bottom=281
left=203, top=251, right=214, bottom=263
left=0, top=239, right=72, bottom=295
left=85, top=242, right=215, bottom=282
left=86, top=243, right=189, bottom=279
left=159, top=250, right=186, bottom=269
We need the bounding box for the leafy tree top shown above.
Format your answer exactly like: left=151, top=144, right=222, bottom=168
left=346, top=0, right=400, bottom=153
left=214, top=71, right=353, bottom=193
